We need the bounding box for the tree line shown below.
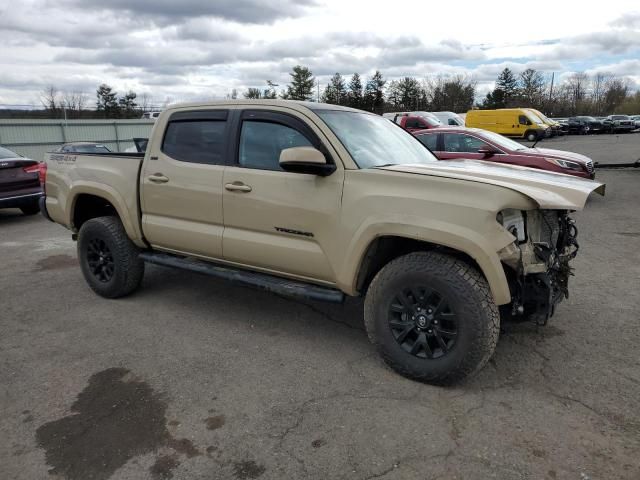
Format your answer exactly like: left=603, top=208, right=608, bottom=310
left=243, top=65, right=638, bottom=116
left=243, top=66, right=475, bottom=114
left=482, top=68, right=638, bottom=116
left=3, top=66, right=638, bottom=120
left=32, top=84, right=157, bottom=119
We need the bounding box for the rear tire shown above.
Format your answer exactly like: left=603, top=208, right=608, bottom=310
left=20, top=203, right=40, bottom=216
left=364, top=252, right=499, bottom=385
left=77, top=216, right=144, bottom=298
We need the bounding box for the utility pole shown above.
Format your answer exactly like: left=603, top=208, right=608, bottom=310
left=317, top=80, right=320, bottom=102
left=548, top=72, right=555, bottom=102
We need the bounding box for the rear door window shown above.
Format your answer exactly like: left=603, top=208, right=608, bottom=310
left=443, top=133, right=488, bottom=153
left=162, top=117, right=228, bottom=165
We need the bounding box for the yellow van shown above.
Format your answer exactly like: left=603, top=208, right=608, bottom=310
left=465, top=108, right=549, bottom=141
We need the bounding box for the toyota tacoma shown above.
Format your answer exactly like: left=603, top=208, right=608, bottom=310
left=41, top=100, right=604, bottom=384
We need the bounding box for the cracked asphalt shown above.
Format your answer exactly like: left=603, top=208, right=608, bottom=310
left=1, top=168, right=639, bottom=480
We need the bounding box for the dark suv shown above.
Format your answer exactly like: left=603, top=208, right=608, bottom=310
left=603, top=115, right=635, bottom=133
left=567, top=116, right=605, bottom=134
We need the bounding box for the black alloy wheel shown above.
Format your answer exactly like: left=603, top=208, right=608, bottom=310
left=86, top=238, right=115, bottom=283
left=388, top=286, right=458, bottom=359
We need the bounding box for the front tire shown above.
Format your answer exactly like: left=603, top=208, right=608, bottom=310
left=364, top=252, right=499, bottom=385
left=526, top=131, right=537, bottom=142
left=77, top=216, right=144, bottom=298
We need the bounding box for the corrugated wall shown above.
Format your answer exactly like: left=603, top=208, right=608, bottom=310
left=0, top=119, right=155, bottom=161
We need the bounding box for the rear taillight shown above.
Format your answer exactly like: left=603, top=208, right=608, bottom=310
left=23, top=164, right=40, bottom=173
left=39, top=163, right=47, bottom=191
left=38, top=162, right=47, bottom=193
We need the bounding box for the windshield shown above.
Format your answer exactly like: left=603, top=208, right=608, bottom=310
left=530, top=110, right=551, bottom=123
left=316, top=111, right=438, bottom=168
left=0, top=146, right=20, bottom=159
left=526, top=111, right=544, bottom=124
left=477, top=130, right=528, bottom=151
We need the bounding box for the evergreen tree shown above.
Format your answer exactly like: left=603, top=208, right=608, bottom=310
left=495, top=68, right=519, bottom=105
left=96, top=84, right=119, bottom=118
left=347, top=73, right=363, bottom=109
left=363, top=70, right=386, bottom=113
left=322, top=73, right=347, bottom=105
left=284, top=65, right=315, bottom=101
left=118, top=91, right=138, bottom=118
left=243, top=88, right=262, bottom=99
left=386, top=77, right=421, bottom=110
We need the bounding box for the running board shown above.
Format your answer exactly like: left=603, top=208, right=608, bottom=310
left=139, top=252, right=345, bottom=303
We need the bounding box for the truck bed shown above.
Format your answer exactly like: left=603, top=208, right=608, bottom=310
left=43, top=151, right=146, bottom=245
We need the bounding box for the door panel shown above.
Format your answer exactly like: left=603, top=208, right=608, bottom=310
left=140, top=110, right=229, bottom=258
left=222, top=111, right=343, bottom=283
left=222, top=167, right=342, bottom=281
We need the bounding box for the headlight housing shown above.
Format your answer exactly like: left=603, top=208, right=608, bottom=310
left=544, top=157, right=583, bottom=171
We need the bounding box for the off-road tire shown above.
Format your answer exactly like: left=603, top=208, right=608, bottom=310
left=364, top=251, right=500, bottom=385
left=20, top=202, right=40, bottom=215
left=77, top=216, right=144, bottom=298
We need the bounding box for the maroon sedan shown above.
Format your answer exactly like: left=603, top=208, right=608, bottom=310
left=414, top=127, right=595, bottom=179
left=0, top=146, right=43, bottom=215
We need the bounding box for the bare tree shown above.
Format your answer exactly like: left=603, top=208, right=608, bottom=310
left=603, top=77, right=629, bottom=114
left=565, top=72, right=589, bottom=114
left=138, top=93, right=151, bottom=113
left=591, top=72, right=612, bottom=115
left=40, top=85, right=60, bottom=118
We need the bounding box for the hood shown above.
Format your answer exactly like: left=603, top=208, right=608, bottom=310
left=529, top=148, right=592, bottom=164
left=379, top=160, right=605, bottom=210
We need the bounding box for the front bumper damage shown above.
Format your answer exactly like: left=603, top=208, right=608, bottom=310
left=498, top=210, right=579, bottom=324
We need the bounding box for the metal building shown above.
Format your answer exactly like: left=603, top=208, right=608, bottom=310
left=0, top=119, right=155, bottom=161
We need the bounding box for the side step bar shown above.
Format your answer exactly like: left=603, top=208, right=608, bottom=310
left=139, top=252, right=345, bottom=303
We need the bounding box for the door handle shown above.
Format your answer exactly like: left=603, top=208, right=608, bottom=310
left=148, top=173, right=169, bottom=183
left=225, top=182, right=252, bottom=192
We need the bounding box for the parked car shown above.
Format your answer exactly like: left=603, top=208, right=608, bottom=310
left=41, top=100, right=604, bottom=384
left=383, top=112, right=442, bottom=131
left=524, top=109, right=564, bottom=136
left=551, top=118, right=570, bottom=133
left=0, top=145, right=43, bottom=215
left=567, top=116, right=605, bottom=134
left=630, top=115, right=640, bottom=128
left=603, top=115, right=636, bottom=133
left=414, top=127, right=595, bottom=179
left=141, top=111, right=162, bottom=120
left=54, top=142, right=112, bottom=153
left=430, top=111, right=465, bottom=126
left=465, top=108, right=549, bottom=141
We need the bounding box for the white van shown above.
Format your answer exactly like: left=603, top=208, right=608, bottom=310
left=431, top=111, right=465, bottom=126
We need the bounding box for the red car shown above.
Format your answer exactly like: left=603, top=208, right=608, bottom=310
left=414, top=127, right=595, bottom=179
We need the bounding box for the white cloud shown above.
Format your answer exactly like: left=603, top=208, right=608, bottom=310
left=0, top=1, right=638, bottom=105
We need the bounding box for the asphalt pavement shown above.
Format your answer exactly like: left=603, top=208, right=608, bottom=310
left=1, top=169, right=639, bottom=480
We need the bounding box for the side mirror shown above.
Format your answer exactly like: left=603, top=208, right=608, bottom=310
left=477, top=147, right=496, bottom=157
left=279, top=146, right=336, bottom=176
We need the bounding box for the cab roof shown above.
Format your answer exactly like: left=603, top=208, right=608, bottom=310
left=164, top=99, right=364, bottom=114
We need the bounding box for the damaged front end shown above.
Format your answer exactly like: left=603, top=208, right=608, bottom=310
left=498, top=209, right=580, bottom=325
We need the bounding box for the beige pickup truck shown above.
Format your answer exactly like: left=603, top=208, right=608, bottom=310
left=41, top=100, right=604, bottom=384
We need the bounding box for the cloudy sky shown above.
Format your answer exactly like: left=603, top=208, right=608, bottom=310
left=0, top=0, right=639, bottom=107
